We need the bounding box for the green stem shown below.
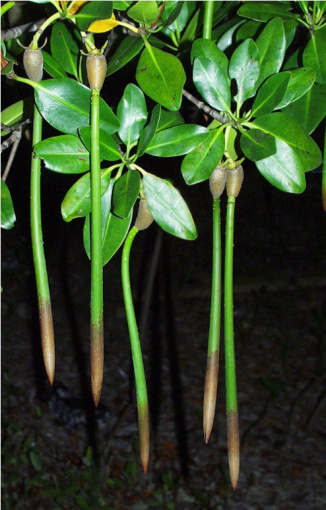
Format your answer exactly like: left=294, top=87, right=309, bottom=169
left=121, top=226, right=150, bottom=474
left=203, top=1, right=215, bottom=40
left=30, top=105, right=55, bottom=385
left=203, top=197, right=221, bottom=443
left=90, top=89, right=104, bottom=407
left=224, top=195, right=239, bottom=490
left=322, top=122, right=326, bottom=211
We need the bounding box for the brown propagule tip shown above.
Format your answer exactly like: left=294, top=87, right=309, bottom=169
left=138, top=405, right=150, bottom=474
left=39, top=300, right=55, bottom=385
left=91, top=323, right=104, bottom=407
left=227, top=409, right=240, bottom=490
left=203, top=351, right=219, bottom=444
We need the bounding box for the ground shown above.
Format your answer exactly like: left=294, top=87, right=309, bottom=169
left=2, top=162, right=326, bottom=509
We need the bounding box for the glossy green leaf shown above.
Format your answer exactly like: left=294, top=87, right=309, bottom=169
left=106, top=36, right=144, bottom=76
left=128, top=1, right=159, bottom=27
left=1, top=97, right=34, bottom=136
left=216, top=19, right=246, bottom=51
left=1, top=180, right=16, bottom=230
left=254, top=17, right=286, bottom=89
left=161, top=1, right=195, bottom=36
left=237, top=2, right=297, bottom=22
left=42, top=50, right=67, bottom=78
left=240, top=129, right=276, bottom=161
left=193, top=57, right=231, bottom=112
left=180, top=9, right=200, bottom=47
left=255, top=139, right=306, bottom=193
left=276, top=68, right=316, bottom=109
left=181, top=128, right=225, bottom=185
left=252, top=73, right=290, bottom=117
left=142, top=173, right=197, bottom=240
left=34, top=78, right=120, bottom=136
left=76, top=1, right=113, bottom=32
left=235, top=20, right=261, bottom=43
left=61, top=170, right=111, bottom=222
left=145, top=124, right=209, bottom=157
left=117, top=84, right=147, bottom=146
left=112, top=169, right=140, bottom=218
left=50, top=21, right=81, bottom=79
left=157, top=108, right=184, bottom=131
left=83, top=181, right=133, bottom=265
left=136, top=45, right=186, bottom=111
left=191, top=38, right=229, bottom=71
left=137, top=104, right=161, bottom=157
left=79, top=127, right=121, bottom=162
left=303, top=26, right=326, bottom=84
left=250, top=112, right=322, bottom=171
left=283, top=83, right=326, bottom=134
left=229, top=38, right=260, bottom=102
left=113, top=1, right=133, bottom=10
left=34, top=135, right=89, bottom=173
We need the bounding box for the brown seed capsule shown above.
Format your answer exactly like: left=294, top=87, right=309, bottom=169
left=209, top=165, right=227, bottom=198
left=226, top=165, right=244, bottom=198
left=86, top=53, right=107, bottom=91
left=134, top=199, right=153, bottom=231
left=23, top=48, right=43, bottom=82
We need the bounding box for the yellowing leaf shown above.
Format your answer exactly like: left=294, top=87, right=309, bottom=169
left=68, top=1, right=87, bottom=15
left=88, top=15, right=118, bottom=33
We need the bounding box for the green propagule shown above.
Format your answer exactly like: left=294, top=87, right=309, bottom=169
left=2, top=0, right=325, bottom=491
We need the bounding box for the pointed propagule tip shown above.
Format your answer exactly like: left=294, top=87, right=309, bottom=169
left=203, top=351, right=219, bottom=445
left=40, top=301, right=55, bottom=387
left=227, top=410, right=240, bottom=491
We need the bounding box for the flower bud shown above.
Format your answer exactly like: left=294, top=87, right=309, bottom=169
left=134, top=199, right=153, bottom=231
left=23, top=48, right=43, bottom=82
left=209, top=165, right=226, bottom=198
left=86, top=53, right=107, bottom=91
left=226, top=165, right=244, bottom=198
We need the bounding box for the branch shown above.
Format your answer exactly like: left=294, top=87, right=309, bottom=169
left=1, top=18, right=46, bottom=41
left=182, top=89, right=230, bottom=125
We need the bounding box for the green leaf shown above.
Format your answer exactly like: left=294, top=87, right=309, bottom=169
left=113, top=1, right=133, bottom=10
left=250, top=112, right=322, bottom=171
left=240, top=129, right=276, bottom=161
left=142, top=173, right=197, bottom=240
left=237, top=2, right=297, bottom=22
left=252, top=73, right=290, bottom=117
left=112, top=169, right=140, bottom=218
left=180, top=8, right=200, bottom=47
left=255, top=139, right=306, bottom=193
left=50, top=21, right=81, bottom=79
left=34, top=135, right=89, bottom=173
left=235, top=20, right=261, bottom=44
left=303, top=26, right=326, bottom=84
left=137, top=104, right=161, bottom=157
left=193, top=57, right=231, bottom=112
left=34, top=78, right=120, bottom=136
left=83, top=181, right=133, bottom=265
left=128, top=1, right=159, bottom=28
left=107, top=36, right=144, bottom=76
left=136, top=44, right=186, bottom=111
left=181, top=128, right=225, bottom=185
left=276, top=68, right=316, bottom=109
left=145, top=124, right=209, bottom=157
left=117, top=84, right=147, bottom=146
left=76, top=1, right=113, bottom=32
left=1, top=97, right=34, bottom=136
left=283, top=83, right=326, bottom=134
left=79, top=127, right=121, bottom=161
left=61, top=171, right=111, bottom=222
left=191, top=38, right=229, bottom=70
left=229, top=38, right=260, bottom=102
left=42, top=50, right=67, bottom=78
left=216, top=19, right=246, bottom=51
left=254, top=17, right=286, bottom=89
left=157, top=108, right=184, bottom=131
left=161, top=1, right=195, bottom=36
left=1, top=180, right=16, bottom=230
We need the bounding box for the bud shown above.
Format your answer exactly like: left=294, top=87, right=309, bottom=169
left=134, top=199, right=153, bottom=231
left=23, top=48, right=43, bottom=82
left=226, top=165, right=244, bottom=198
left=209, top=165, right=226, bottom=198
left=86, top=53, right=107, bottom=91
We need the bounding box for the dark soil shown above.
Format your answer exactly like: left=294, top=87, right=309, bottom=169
left=2, top=162, right=326, bottom=509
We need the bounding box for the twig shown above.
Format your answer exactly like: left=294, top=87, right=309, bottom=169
left=1, top=19, right=46, bottom=41
left=1, top=128, right=22, bottom=182
left=182, top=89, right=230, bottom=125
